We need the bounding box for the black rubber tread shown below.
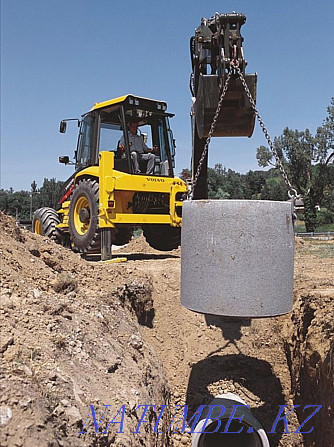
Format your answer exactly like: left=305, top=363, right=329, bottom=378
left=113, top=226, right=133, bottom=246
left=84, top=230, right=101, bottom=255
left=32, top=207, right=62, bottom=242
left=68, top=179, right=99, bottom=253
left=142, top=224, right=181, bottom=251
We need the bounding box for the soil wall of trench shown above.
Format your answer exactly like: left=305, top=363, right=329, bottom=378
left=0, top=213, right=171, bottom=447
left=1, top=212, right=333, bottom=446
left=283, top=240, right=333, bottom=447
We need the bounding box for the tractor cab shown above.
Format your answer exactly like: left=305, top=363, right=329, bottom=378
left=60, top=94, right=177, bottom=177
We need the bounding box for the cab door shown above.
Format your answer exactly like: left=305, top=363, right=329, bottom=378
left=76, top=113, right=98, bottom=170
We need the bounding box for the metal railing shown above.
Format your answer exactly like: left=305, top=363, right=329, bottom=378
left=296, top=231, right=334, bottom=240
left=16, top=219, right=32, bottom=231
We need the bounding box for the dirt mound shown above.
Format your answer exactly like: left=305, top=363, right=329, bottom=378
left=115, top=234, right=156, bottom=254
left=115, top=234, right=181, bottom=256
left=0, top=213, right=170, bottom=446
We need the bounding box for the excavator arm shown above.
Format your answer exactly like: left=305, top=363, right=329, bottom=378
left=190, top=12, right=257, bottom=199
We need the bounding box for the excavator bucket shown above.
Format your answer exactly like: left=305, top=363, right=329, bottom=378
left=194, top=73, right=257, bottom=139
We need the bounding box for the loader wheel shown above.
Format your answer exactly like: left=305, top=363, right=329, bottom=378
left=32, top=207, right=62, bottom=242
left=113, top=226, right=133, bottom=246
left=142, top=224, right=181, bottom=251
left=68, top=179, right=99, bottom=252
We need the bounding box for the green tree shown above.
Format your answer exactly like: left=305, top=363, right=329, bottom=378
left=322, top=165, right=334, bottom=212
left=0, top=190, right=31, bottom=220
left=260, top=177, right=287, bottom=201
left=256, top=98, right=334, bottom=231
left=242, top=170, right=268, bottom=199
left=179, top=168, right=191, bottom=182
left=0, top=178, right=64, bottom=221
left=315, top=97, right=334, bottom=165
left=0, top=190, right=10, bottom=214
left=207, top=165, right=230, bottom=198
left=37, top=178, right=64, bottom=209
left=206, top=165, right=274, bottom=200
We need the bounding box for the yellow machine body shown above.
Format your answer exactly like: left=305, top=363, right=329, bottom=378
left=58, top=151, right=186, bottom=230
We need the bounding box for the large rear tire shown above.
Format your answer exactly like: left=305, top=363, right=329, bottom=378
left=142, top=224, right=181, bottom=251
left=68, top=179, right=99, bottom=252
left=32, top=207, right=62, bottom=242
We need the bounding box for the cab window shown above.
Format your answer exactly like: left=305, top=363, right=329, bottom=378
left=137, top=124, right=153, bottom=148
left=99, top=123, right=124, bottom=152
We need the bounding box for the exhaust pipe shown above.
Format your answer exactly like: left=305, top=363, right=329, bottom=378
left=192, top=393, right=270, bottom=447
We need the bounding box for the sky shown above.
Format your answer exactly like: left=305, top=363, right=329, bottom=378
left=1, top=0, right=333, bottom=191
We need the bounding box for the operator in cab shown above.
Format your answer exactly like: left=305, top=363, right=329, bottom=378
left=120, top=119, right=157, bottom=174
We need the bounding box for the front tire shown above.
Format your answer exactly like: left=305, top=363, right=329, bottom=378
left=142, top=224, right=181, bottom=251
left=32, top=207, right=62, bottom=242
left=68, top=179, right=99, bottom=252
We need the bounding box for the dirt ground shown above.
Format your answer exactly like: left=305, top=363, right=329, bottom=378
left=0, top=212, right=333, bottom=446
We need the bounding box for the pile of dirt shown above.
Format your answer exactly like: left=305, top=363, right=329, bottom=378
left=0, top=212, right=170, bottom=447
left=115, top=234, right=181, bottom=256
left=283, top=241, right=334, bottom=447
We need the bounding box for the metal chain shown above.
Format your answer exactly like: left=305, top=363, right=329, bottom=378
left=189, top=60, right=300, bottom=203
left=189, top=64, right=234, bottom=199
left=234, top=63, right=299, bottom=199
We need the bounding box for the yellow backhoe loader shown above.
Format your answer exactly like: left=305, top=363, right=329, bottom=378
left=33, top=12, right=257, bottom=260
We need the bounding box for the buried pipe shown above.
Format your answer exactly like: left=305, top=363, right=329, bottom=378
left=192, top=393, right=270, bottom=447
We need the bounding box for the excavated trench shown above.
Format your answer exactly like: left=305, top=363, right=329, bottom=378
left=0, top=213, right=333, bottom=447
left=116, top=236, right=334, bottom=447
left=282, top=242, right=334, bottom=447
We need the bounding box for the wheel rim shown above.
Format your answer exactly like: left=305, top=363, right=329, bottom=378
left=73, top=196, right=90, bottom=235
left=34, top=219, right=42, bottom=235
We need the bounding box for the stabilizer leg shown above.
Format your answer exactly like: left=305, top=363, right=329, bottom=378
left=101, top=228, right=112, bottom=261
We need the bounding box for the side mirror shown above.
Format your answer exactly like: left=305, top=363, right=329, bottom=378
left=59, top=121, right=67, bottom=133
left=59, top=156, right=70, bottom=164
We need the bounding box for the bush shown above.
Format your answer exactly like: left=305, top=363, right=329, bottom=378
left=53, top=272, right=77, bottom=294
left=316, top=208, right=334, bottom=225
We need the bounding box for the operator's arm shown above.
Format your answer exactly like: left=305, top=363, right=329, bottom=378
left=142, top=140, right=150, bottom=153
left=142, top=140, right=158, bottom=154
left=119, top=134, right=132, bottom=151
